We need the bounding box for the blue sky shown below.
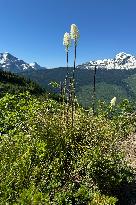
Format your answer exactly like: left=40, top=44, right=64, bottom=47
left=0, top=0, right=136, bottom=68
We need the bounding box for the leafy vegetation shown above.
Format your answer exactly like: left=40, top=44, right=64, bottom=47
left=0, top=80, right=136, bottom=204
left=77, top=83, right=129, bottom=108
left=0, top=69, right=63, bottom=102
left=0, top=69, right=45, bottom=97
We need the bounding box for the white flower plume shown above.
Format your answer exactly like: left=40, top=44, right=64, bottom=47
left=70, top=24, right=80, bottom=42
left=110, top=97, right=116, bottom=107
left=63, top=32, right=71, bottom=51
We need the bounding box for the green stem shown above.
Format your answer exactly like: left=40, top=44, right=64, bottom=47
left=66, top=50, right=69, bottom=125
left=73, top=41, right=77, bottom=87
left=66, top=50, right=69, bottom=77
left=71, top=40, right=77, bottom=127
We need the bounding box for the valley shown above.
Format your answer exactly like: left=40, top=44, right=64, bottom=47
left=1, top=52, right=136, bottom=108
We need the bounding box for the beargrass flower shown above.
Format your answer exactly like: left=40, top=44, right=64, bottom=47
left=70, top=24, right=80, bottom=42
left=110, top=97, right=116, bottom=107
left=63, top=32, right=71, bottom=51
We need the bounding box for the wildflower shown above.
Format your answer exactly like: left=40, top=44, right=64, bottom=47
left=63, top=32, right=71, bottom=51
left=70, top=24, right=80, bottom=43
left=70, top=24, right=80, bottom=126
left=110, top=97, right=116, bottom=107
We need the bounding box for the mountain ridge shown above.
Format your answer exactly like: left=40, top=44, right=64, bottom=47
left=1, top=52, right=136, bottom=73
left=77, top=52, right=136, bottom=70
left=0, top=52, right=46, bottom=72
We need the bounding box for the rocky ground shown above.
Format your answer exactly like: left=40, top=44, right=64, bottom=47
left=122, top=134, right=136, bottom=170
left=118, top=134, right=136, bottom=205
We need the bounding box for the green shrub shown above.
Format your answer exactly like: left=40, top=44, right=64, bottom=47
left=0, top=92, right=135, bottom=204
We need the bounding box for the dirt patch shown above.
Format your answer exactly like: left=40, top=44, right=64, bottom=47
left=117, top=134, right=136, bottom=205
left=121, top=134, right=136, bottom=170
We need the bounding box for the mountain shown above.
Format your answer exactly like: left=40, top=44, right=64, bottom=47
left=77, top=52, right=136, bottom=70
left=1, top=51, right=136, bottom=73
left=29, top=62, right=46, bottom=70
left=1, top=51, right=136, bottom=107
left=0, top=52, right=46, bottom=73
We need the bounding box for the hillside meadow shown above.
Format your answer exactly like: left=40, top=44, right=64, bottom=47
left=0, top=70, right=136, bottom=204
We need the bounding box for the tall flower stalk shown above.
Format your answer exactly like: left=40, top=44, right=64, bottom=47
left=63, top=32, right=71, bottom=124
left=70, top=24, right=80, bottom=127
left=63, top=25, right=80, bottom=127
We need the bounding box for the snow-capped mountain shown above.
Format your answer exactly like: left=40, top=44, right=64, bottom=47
left=0, top=52, right=46, bottom=72
left=77, top=52, right=136, bottom=70
left=29, top=62, right=45, bottom=70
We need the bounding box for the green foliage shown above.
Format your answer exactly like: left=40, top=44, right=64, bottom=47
left=77, top=83, right=129, bottom=108
left=0, top=69, right=46, bottom=98
left=0, top=91, right=136, bottom=204
left=124, top=74, right=136, bottom=98
left=20, top=67, right=136, bottom=107
left=49, top=81, right=60, bottom=88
